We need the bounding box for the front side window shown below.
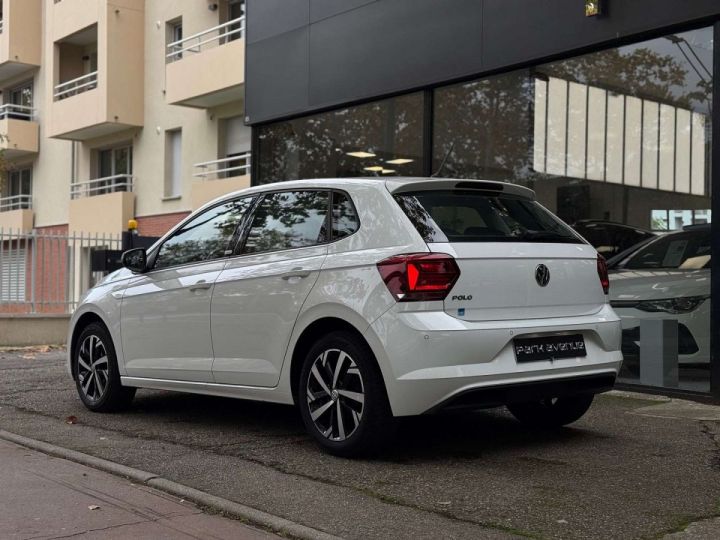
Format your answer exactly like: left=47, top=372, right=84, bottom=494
left=395, top=190, right=582, bottom=244
left=155, top=198, right=253, bottom=269
left=242, top=191, right=329, bottom=254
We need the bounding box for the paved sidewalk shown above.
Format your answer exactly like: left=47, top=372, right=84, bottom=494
left=0, top=439, right=275, bottom=540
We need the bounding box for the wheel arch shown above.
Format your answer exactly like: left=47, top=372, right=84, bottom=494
left=289, top=315, right=385, bottom=406
left=69, top=311, right=109, bottom=380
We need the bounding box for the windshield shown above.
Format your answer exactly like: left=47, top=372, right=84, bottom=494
left=394, top=190, right=583, bottom=244
left=620, top=229, right=711, bottom=270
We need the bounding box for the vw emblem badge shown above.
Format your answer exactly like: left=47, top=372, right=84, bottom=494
left=535, top=264, right=550, bottom=287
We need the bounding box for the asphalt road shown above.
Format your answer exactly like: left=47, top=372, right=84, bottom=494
left=2, top=348, right=720, bottom=540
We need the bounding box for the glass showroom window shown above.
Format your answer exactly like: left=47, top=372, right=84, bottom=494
left=256, top=93, right=424, bottom=184
left=434, top=26, right=713, bottom=393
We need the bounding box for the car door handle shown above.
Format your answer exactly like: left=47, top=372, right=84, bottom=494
left=189, top=281, right=212, bottom=291
left=281, top=268, right=312, bottom=280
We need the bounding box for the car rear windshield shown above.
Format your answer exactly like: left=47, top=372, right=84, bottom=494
left=394, top=190, right=583, bottom=244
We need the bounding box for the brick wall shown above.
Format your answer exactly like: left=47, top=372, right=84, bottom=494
left=135, top=211, right=190, bottom=238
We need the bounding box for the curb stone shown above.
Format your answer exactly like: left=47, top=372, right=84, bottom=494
left=0, top=429, right=342, bottom=540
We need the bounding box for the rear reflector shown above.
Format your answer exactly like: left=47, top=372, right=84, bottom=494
left=377, top=253, right=460, bottom=302
left=597, top=254, right=609, bottom=295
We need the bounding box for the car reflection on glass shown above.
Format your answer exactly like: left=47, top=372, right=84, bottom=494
left=608, top=224, right=711, bottom=371
left=572, top=220, right=656, bottom=259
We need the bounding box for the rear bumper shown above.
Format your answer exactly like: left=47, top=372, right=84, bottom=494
left=367, top=304, right=623, bottom=416
left=426, top=373, right=616, bottom=413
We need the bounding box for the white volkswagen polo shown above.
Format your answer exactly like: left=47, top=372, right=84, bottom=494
left=68, top=178, right=622, bottom=456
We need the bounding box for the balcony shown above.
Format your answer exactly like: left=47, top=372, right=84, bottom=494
left=166, top=17, right=245, bottom=108
left=190, top=152, right=251, bottom=209
left=68, top=175, right=135, bottom=235
left=0, top=195, right=32, bottom=232
left=48, top=0, right=144, bottom=140
left=0, top=0, right=42, bottom=80
left=0, top=104, right=39, bottom=158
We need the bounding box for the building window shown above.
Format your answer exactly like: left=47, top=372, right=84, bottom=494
left=221, top=116, right=250, bottom=177
left=256, top=93, right=424, bottom=184
left=165, top=129, right=182, bottom=198
left=3, top=81, right=33, bottom=120
left=223, top=0, right=245, bottom=43
left=94, top=145, right=132, bottom=195
left=8, top=168, right=32, bottom=198
left=167, top=19, right=183, bottom=62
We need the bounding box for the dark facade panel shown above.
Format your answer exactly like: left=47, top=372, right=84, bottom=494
left=308, top=0, right=483, bottom=108
left=246, top=0, right=309, bottom=44
left=310, top=0, right=377, bottom=23
left=246, top=27, right=309, bottom=120
left=246, top=0, right=720, bottom=124
left=482, top=0, right=720, bottom=71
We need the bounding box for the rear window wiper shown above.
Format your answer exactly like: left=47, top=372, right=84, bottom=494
left=517, top=230, right=579, bottom=243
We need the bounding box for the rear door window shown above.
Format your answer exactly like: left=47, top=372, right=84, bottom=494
left=395, top=190, right=583, bottom=244
left=241, top=190, right=330, bottom=254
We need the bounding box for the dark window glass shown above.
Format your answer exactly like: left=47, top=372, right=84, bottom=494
left=242, top=191, right=329, bottom=254
left=622, top=229, right=711, bottom=270
left=155, top=198, right=252, bottom=269
left=395, top=190, right=582, bottom=244
left=256, top=93, right=424, bottom=184
left=331, top=192, right=359, bottom=240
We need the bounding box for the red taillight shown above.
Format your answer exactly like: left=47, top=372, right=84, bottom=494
left=597, top=254, right=609, bottom=295
left=377, top=253, right=460, bottom=302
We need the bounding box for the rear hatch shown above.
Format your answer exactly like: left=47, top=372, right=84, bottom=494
left=392, top=181, right=607, bottom=322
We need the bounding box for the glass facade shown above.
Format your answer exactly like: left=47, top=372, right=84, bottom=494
left=256, top=25, right=715, bottom=394
left=256, top=93, right=424, bottom=183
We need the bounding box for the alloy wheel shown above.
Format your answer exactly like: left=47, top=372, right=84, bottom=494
left=306, top=348, right=365, bottom=441
left=77, top=335, right=110, bottom=403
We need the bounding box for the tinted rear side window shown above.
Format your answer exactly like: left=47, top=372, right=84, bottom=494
left=331, top=191, right=359, bottom=240
left=394, top=190, right=582, bottom=244
left=242, top=190, right=329, bottom=254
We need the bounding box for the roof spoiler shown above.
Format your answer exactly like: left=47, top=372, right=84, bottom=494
left=385, top=178, right=536, bottom=200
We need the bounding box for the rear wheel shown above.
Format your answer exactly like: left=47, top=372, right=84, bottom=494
left=298, top=331, right=395, bottom=457
left=74, top=323, right=135, bottom=412
left=507, top=394, right=594, bottom=428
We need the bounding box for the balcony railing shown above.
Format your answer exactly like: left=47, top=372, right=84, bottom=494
left=54, top=71, right=98, bottom=101
left=0, top=195, right=32, bottom=212
left=193, top=152, right=251, bottom=180
left=70, top=174, right=133, bottom=199
left=167, top=17, right=245, bottom=63
left=0, top=104, right=35, bottom=121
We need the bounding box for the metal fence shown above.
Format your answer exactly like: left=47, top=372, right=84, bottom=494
left=0, top=228, right=121, bottom=314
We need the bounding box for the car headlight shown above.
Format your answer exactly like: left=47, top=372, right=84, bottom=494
left=635, top=295, right=709, bottom=314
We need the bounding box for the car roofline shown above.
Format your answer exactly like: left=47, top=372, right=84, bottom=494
left=197, top=177, right=536, bottom=213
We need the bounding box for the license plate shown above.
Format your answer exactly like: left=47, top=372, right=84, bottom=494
left=514, top=334, right=587, bottom=362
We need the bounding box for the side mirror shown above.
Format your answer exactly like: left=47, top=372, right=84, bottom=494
left=121, top=248, right=148, bottom=273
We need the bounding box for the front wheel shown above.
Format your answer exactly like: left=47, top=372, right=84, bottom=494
left=74, top=322, right=135, bottom=412
left=298, top=331, right=395, bottom=457
left=507, top=394, right=594, bottom=428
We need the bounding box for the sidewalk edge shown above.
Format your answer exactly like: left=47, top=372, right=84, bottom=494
left=0, top=429, right=341, bottom=540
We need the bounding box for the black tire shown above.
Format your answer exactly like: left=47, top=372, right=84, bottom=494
left=298, top=331, right=395, bottom=457
left=73, top=322, right=135, bottom=412
left=507, top=394, right=594, bottom=429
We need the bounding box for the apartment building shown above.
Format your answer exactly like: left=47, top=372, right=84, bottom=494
left=0, top=0, right=249, bottom=311
left=1, top=0, right=251, bottom=236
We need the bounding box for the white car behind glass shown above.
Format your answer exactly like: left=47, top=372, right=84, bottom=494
left=68, top=178, right=622, bottom=456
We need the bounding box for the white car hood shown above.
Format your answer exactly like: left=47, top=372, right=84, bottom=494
left=609, top=269, right=709, bottom=301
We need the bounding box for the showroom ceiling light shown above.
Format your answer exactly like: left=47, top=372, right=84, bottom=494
left=381, top=169, right=396, bottom=174
left=385, top=158, right=414, bottom=165
left=347, top=151, right=376, bottom=158
left=363, top=166, right=384, bottom=172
